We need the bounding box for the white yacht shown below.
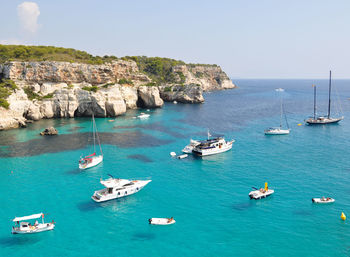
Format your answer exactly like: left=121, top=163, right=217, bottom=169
left=182, top=139, right=200, bottom=153
left=12, top=213, right=55, bottom=234
left=91, top=175, right=151, bottom=202
left=192, top=137, right=234, bottom=156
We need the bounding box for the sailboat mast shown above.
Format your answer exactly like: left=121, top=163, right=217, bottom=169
left=279, top=90, right=283, bottom=128
left=328, top=70, right=332, bottom=119
left=313, top=85, right=316, bottom=120
left=92, top=114, right=96, bottom=154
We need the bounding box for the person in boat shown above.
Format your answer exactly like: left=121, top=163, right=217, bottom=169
left=259, top=188, right=266, bottom=193
left=321, top=196, right=326, bottom=201
left=34, top=220, right=39, bottom=226
left=167, top=217, right=174, bottom=223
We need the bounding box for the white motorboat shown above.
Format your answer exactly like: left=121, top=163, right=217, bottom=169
left=79, top=114, right=103, bottom=170
left=265, top=88, right=290, bottom=135
left=249, top=183, right=274, bottom=200
left=177, top=154, right=188, bottom=159
left=91, top=175, right=151, bottom=202
left=192, top=132, right=234, bottom=157
left=12, top=213, right=55, bottom=234
left=137, top=113, right=150, bottom=119
left=305, top=71, right=343, bottom=125
left=264, top=127, right=290, bottom=135
left=312, top=197, right=335, bottom=204
left=149, top=218, right=175, bottom=225
left=182, top=139, right=200, bottom=153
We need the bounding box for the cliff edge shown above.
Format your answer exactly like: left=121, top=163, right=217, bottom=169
left=0, top=45, right=235, bottom=130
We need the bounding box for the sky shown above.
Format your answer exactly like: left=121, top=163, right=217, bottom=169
left=0, top=0, right=350, bottom=79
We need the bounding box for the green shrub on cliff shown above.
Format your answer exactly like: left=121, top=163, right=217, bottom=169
left=118, top=78, right=133, bottom=85
left=0, top=79, right=18, bottom=109
left=24, top=87, right=41, bottom=100
left=122, top=56, right=185, bottom=84
left=143, top=82, right=157, bottom=87
left=164, top=86, right=172, bottom=92
left=82, top=86, right=98, bottom=92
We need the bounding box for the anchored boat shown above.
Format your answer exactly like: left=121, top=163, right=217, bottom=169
left=91, top=175, right=151, bottom=202
left=137, top=113, right=150, bottom=119
left=12, top=213, right=55, bottom=234
left=192, top=130, right=234, bottom=156
left=79, top=114, right=103, bottom=170
left=249, top=183, right=274, bottom=200
left=265, top=88, right=290, bottom=135
left=305, top=71, right=343, bottom=125
left=312, top=197, right=335, bottom=204
left=149, top=217, right=175, bottom=225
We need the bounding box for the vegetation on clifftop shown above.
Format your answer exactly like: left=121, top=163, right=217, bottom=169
left=0, top=44, right=219, bottom=85
left=0, top=79, right=18, bottom=109
left=0, top=45, right=118, bottom=64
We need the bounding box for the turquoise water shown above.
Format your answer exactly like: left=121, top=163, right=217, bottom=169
left=1, top=79, right=350, bottom=256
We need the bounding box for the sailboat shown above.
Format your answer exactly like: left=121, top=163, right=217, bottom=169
left=305, top=71, right=343, bottom=125
left=264, top=88, right=290, bottom=135
left=79, top=114, right=103, bottom=169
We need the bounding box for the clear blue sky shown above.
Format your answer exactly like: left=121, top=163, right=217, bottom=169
left=1, top=0, right=350, bottom=78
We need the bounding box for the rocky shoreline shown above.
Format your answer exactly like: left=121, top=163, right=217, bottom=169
left=0, top=60, right=235, bottom=130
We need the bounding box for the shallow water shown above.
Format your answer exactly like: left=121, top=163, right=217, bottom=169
left=1, top=79, right=350, bottom=256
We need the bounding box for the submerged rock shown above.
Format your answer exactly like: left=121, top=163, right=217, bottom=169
left=40, top=127, right=58, bottom=136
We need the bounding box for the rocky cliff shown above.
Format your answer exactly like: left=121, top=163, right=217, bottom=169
left=0, top=60, right=235, bottom=130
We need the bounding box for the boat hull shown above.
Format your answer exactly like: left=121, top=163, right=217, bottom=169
left=249, top=189, right=274, bottom=200
left=79, top=155, right=103, bottom=170
left=193, top=141, right=234, bottom=156
left=91, top=180, right=151, bottom=202
left=12, top=224, right=55, bottom=234
left=312, top=198, right=335, bottom=203
left=149, top=218, right=176, bottom=225
left=264, top=128, right=290, bottom=135
left=305, top=117, right=343, bottom=125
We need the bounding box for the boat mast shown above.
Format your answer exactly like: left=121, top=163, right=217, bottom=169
left=92, top=113, right=96, bottom=154
left=313, top=85, right=316, bottom=120
left=328, top=70, right=332, bottom=119
left=279, top=90, right=283, bottom=128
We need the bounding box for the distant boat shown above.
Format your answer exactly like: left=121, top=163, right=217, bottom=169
left=305, top=71, right=343, bottom=125
left=137, top=113, right=150, bottom=119
left=12, top=213, right=55, bottom=234
left=265, top=88, right=290, bottom=135
left=79, top=114, right=103, bottom=170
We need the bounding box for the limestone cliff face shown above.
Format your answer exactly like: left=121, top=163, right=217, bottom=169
left=0, top=60, right=235, bottom=130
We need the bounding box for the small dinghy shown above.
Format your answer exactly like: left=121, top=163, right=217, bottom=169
left=177, top=154, right=188, bottom=159
left=249, top=183, right=274, bottom=200
left=312, top=197, right=335, bottom=204
left=149, top=217, right=175, bottom=225
left=137, top=113, right=150, bottom=119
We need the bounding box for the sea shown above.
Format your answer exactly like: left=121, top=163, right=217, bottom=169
left=0, top=79, right=350, bottom=257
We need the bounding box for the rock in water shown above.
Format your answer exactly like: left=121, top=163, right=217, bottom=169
left=40, top=127, right=58, bottom=136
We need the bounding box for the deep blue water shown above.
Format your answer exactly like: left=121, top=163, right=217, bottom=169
left=1, top=79, right=350, bottom=256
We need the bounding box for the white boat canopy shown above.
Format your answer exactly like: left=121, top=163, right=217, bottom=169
left=100, top=178, right=130, bottom=188
left=13, top=213, right=43, bottom=222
